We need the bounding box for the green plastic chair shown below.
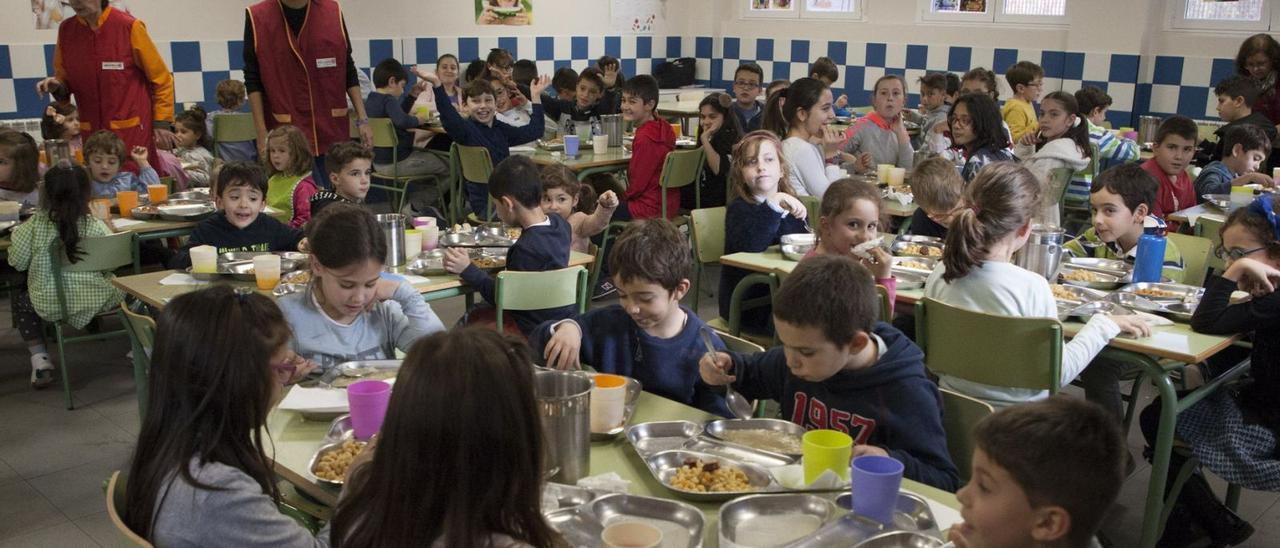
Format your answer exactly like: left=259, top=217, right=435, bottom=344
left=875, top=284, right=892, bottom=323
left=688, top=207, right=726, bottom=309
left=658, top=148, right=706, bottom=221
left=1166, top=232, right=1211, bottom=287
left=368, top=118, right=435, bottom=213
left=1049, top=166, right=1076, bottom=226
left=1195, top=216, right=1225, bottom=275
left=939, top=388, right=994, bottom=485
left=105, top=471, right=153, bottom=547
left=494, top=266, right=589, bottom=331
left=797, top=195, right=820, bottom=223
left=718, top=332, right=775, bottom=418
left=452, top=143, right=495, bottom=222
left=705, top=271, right=780, bottom=349
left=588, top=221, right=630, bottom=300
left=118, top=303, right=155, bottom=418
left=1061, top=144, right=1099, bottom=231
left=50, top=231, right=135, bottom=409
left=915, top=298, right=1064, bottom=394
left=211, top=113, right=257, bottom=160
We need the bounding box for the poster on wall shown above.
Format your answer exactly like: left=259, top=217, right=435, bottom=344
left=611, top=0, right=664, bottom=33
left=475, top=0, right=532, bottom=26
left=33, top=0, right=131, bottom=30
left=749, top=0, right=794, bottom=11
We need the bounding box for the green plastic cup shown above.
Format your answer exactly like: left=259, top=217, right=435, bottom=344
left=802, top=429, right=853, bottom=485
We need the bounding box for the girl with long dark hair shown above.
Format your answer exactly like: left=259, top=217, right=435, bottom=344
left=946, top=93, right=1015, bottom=182
left=1015, top=91, right=1094, bottom=226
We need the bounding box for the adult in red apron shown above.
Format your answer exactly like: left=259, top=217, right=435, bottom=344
left=244, top=0, right=371, bottom=185
left=37, top=0, right=175, bottom=173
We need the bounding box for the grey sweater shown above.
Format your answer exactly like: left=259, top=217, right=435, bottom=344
left=152, top=458, right=329, bottom=547
left=277, top=281, right=445, bottom=373
left=840, top=117, right=915, bottom=172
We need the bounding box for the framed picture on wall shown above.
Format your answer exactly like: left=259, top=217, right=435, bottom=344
left=33, top=0, right=130, bottom=30
left=475, top=0, right=532, bottom=26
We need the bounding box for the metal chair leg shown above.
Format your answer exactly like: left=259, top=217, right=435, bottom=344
left=55, top=324, right=74, bottom=410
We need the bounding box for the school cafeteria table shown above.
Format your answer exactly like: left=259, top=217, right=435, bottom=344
left=525, top=147, right=631, bottom=181
left=718, top=247, right=1247, bottom=548
left=264, top=390, right=961, bottom=546
left=112, top=207, right=291, bottom=271
left=110, top=251, right=595, bottom=308
left=1166, top=203, right=1225, bottom=227
left=657, top=101, right=701, bottom=133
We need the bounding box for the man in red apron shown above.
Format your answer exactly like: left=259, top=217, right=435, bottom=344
left=244, top=0, right=372, bottom=185
left=38, top=0, right=175, bottom=173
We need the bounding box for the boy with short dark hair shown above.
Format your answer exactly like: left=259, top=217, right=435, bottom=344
left=1200, top=75, right=1279, bottom=164
left=541, top=67, right=616, bottom=127
left=810, top=57, right=851, bottom=116
left=1066, top=163, right=1185, bottom=276
left=83, top=130, right=159, bottom=198
left=170, top=161, right=304, bottom=268
left=551, top=67, right=579, bottom=102
left=309, top=140, right=374, bottom=217
left=1002, top=61, right=1044, bottom=143
left=365, top=58, right=448, bottom=181
left=948, top=397, right=1125, bottom=548
left=513, top=59, right=537, bottom=89
left=619, top=75, right=676, bottom=220
left=1195, top=124, right=1273, bottom=197
left=732, top=62, right=765, bottom=132
left=908, top=156, right=965, bottom=239
left=532, top=219, right=729, bottom=415
left=442, top=155, right=572, bottom=335
left=1142, top=115, right=1199, bottom=221
left=700, top=255, right=959, bottom=491
left=1075, top=86, right=1140, bottom=171
left=913, top=72, right=951, bottom=147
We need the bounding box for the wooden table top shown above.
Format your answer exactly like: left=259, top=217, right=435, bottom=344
left=525, top=147, right=632, bottom=171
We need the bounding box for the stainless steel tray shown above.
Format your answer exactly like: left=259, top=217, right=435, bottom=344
left=644, top=450, right=774, bottom=502
left=306, top=438, right=369, bottom=487
left=894, top=235, right=942, bottom=245
left=1117, top=282, right=1204, bottom=303
left=890, top=240, right=944, bottom=259
left=719, top=494, right=837, bottom=547
left=1059, top=265, right=1124, bottom=290
left=128, top=198, right=210, bottom=220
left=1105, top=291, right=1164, bottom=313
left=1203, top=194, right=1230, bottom=210
left=406, top=249, right=447, bottom=276
left=542, top=482, right=609, bottom=513
left=704, top=418, right=806, bottom=458
left=1067, top=300, right=1135, bottom=322
left=154, top=202, right=217, bottom=221
left=189, top=252, right=308, bottom=281
left=1160, top=302, right=1197, bottom=322
left=1064, top=257, right=1130, bottom=276
left=791, top=490, right=946, bottom=547
left=546, top=493, right=704, bottom=548
left=891, top=256, right=937, bottom=274
left=591, top=373, right=642, bottom=440
left=891, top=270, right=927, bottom=290
left=627, top=420, right=704, bottom=456
left=1050, top=284, right=1108, bottom=305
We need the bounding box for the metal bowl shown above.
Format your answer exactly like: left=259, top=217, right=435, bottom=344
left=1059, top=266, right=1124, bottom=290
left=1203, top=194, right=1231, bottom=210
left=781, top=233, right=817, bottom=261
left=439, top=232, right=476, bottom=247
left=853, top=531, right=945, bottom=548
left=892, top=270, right=927, bottom=290
left=704, top=418, right=806, bottom=458
left=406, top=249, right=447, bottom=275
left=718, top=494, right=836, bottom=547
left=892, top=256, right=937, bottom=273
left=1160, top=302, right=1197, bottom=322
left=307, top=439, right=369, bottom=486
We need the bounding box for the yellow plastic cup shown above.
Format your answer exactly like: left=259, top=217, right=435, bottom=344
left=876, top=163, right=894, bottom=184
left=803, top=429, right=853, bottom=485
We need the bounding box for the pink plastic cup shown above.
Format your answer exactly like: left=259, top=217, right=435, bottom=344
left=347, top=380, right=392, bottom=440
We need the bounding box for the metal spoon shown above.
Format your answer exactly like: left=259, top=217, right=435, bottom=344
left=700, top=327, right=754, bottom=420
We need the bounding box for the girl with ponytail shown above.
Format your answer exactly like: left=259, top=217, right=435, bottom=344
left=1015, top=91, right=1094, bottom=227
left=922, top=162, right=1149, bottom=408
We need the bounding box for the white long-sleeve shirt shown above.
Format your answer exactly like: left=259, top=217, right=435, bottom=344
left=922, top=260, right=1120, bottom=407
left=782, top=136, right=831, bottom=198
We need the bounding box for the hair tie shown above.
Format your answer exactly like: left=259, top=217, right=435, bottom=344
left=1072, top=116, right=1082, bottom=128
left=970, top=205, right=982, bottom=215
left=1247, top=194, right=1280, bottom=241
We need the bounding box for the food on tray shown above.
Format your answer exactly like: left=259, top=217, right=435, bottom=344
left=1135, top=287, right=1181, bottom=299
left=330, top=369, right=397, bottom=388
left=544, top=136, right=564, bottom=144
left=1050, top=285, right=1082, bottom=302
left=473, top=256, right=503, bottom=268
left=282, top=270, right=311, bottom=284
left=1063, top=269, right=1105, bottom=282
left=901, top=243, right=942, bottom=257
left=717, top=428, right=803, bottom=455
left=671, top=458, right=754, bottom=493
left=450, top=222, right=474, bottom=233
left=313, top=439, right=366, bottom=482
left=897, top=259, right=931, bottom=271
left=505, top=227, right=521, bottom=240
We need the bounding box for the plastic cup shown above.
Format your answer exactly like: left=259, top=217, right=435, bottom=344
left=564, top=135, right=580, bottom=157
left=404, top=229, right=423, bottom=257
left=147, top=184, right=168, bottom=204
left=347, top=380, right=392, bottom=440
left=803, top=429, right=853, bottom=485
left=671, top=121, right=683, bottom=140
left=411, top=216, right=436, bottom=230
left=590, top=374, right=628, bottom=433
left=190, top=245, right=218, bottom=274
left=74, top=149, right=84, bottom=165
left=252, top=254, right=281, bottom=290
left=851, top=455, right=905, bottom=525
left=422, top=225, right=440, bottom=251
left=601, top=522, right=662, bottom=548
left=1272, top=167, right=1280, bottom=180
left=888, top=167, right=906, bottom=187
left=876, top=164, right=894, bottom=184
left=593, top=134, right=609, bottom=154
left=116, top=191, right=139, bottom=218
left=89, top=198, right=112, bottom=221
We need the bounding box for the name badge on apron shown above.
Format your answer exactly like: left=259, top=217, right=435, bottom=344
left=316, top=57, right=338, bottom=69
left=102, top=61, right=125, bottom=70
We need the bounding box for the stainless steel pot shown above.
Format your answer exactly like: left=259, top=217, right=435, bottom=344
left=1013, top=224, right=1066, bottom=281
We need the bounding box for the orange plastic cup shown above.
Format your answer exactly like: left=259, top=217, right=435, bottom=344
left=116, top=191, right=139, bottom=218
left=594, top=374, right=627, bottom=389
left=671, top=121, right=682, bottom=140
left=90, top=198, right=112, bottom=220
left=147, top=184, right=168, bottom=204
left=74, top=149, right=84, bottom=165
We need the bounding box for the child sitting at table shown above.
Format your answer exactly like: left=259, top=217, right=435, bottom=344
left=551, top=66, right=578, bottom=103
left=840, top=75, right=915, bottom=175
left=207, top=79, right=256, bottom=162
left=172, top=106, right=215, bottom=189
left=915, top=73, right=952, bottom=139
left=1015, top=91, right=1093, bottom=227
left=123, top=286, right=322, bottom=547
left=265, top=125, right=319, bottom=228
left=365, top=58, right=449, bottom=182
left=1142, top=115, right=1199, bottom=221
left=540, top=164, right=617, bottom=254
left=809, top=57, right=850, bottom=117
left=721, top=130, right=809, bottom=333
left=761, top=80, right=792, bottom=139
left=83, top=130, right=158, bottom=198
left=532, top=220, right=729, bottom=415
left=1196, top=124, right=1273, bottom=198
left=170, top=161, right=305, bottom=269
left=1002, top=61, right=1044, bottom=144
left=614, top=74, right=676, bottom=221
left=541, top=67, right=614, bottom=129
left=908, top=156, right=965, bottom=239
left=731, top=62, right=765, bottom=132
left=0, top=130, right=40, bottom=206
left=686, top=92, right=744, bottom=209
left=39, top=101, right=81, bottom=166
left=924, top=162, right=1151, bottom=408
left=701, top=254, right=959, bottom=491
left=280, top=203, right=444, bottom=373
left=308, top=141, right=373, bottom=218
left=443, top=156, right=572, bottom=336
left=1075, top=86, right=1140, bottom=172
left=948, top=397, right=1125, bottom=548
left=491, top=77, right=534, bottom=131
left=780, top=78, right=839, bottom=197
left=1064, top=164, right=1183, bottom=421
left=1200, top=75, right=1279, bottom=165
left=8, top=166, right=122, bottom=389
left=809, top=178, right=898, bottom=314
left=597, top=55, right=625, bottom=108
left=946, top=93, right=1015, bottom=183
left=332, top=329, right=564, bottom=547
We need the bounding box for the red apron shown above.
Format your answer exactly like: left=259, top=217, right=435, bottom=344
left=58, top=7, right=157, bottom=172
left=247, top=0, right=351, bottom=156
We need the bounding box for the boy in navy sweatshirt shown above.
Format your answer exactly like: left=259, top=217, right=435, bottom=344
left=443, top=155, right=572, bottom=335
left=170, top=161, right=304, bottom=269
left=417, top=67, right=548, bottom=218
left=530, top=219, right=729, bottom=416
left=540, top=67, right=617, bottom=129
left=700, top=255, right=959, bottom=491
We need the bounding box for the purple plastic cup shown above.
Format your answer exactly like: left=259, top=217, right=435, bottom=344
left=346, top=380, right=392, bottom=440
left=851, top=454, right=905, bottom=525
left=564, top=135, right=580, bottom=157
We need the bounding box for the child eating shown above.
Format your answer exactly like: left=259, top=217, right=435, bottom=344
left=83, top=130, right=158, bottom=198
left=172, top=106, right=215, bottom=188
left=1201, top=75, right=1278, bottom=164
left=841, top=75, right=915, bottom=174
left=1075, top=86, right=1140, bottom=171
left=170, top=161, right=305, bottom=269
left=908, top=156, right=966, bottom=239
left=539, top=164, right=617, bottom=254
left=701, top=254, right=959, bottom=491
left=810, top=178, right=897, bottom=313
left=1195, top=124, right=1273, bottom=198
left=780, top=78, right=840, bottom=197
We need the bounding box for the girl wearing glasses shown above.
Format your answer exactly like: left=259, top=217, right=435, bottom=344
left=946, top=93, right=1015, bottom=183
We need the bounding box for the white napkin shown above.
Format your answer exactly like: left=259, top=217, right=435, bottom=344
left=768, top=463, right=850, bottom=490
left=111, top=218, right=147, bottom=228
left=158, top=272, right=200, bottom=286
left=576, top=472, right=631, bottom=493
left=510, top=145, right=536, bottom=154
left=277, top=386, right=350, bottom=413
left=1132, top=310, right=1174, bottom=327
left=400, top=274, right=432, bottom=285
left=901, top=487, right=963, bottom=532
left=885, top=190, right=914, bottom=205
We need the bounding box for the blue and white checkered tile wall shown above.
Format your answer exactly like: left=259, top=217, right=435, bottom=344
left=0, top=34, right=1245, bottom=128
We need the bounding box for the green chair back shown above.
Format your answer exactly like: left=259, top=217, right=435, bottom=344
left=368, top=118, right=398, bottom=149
left=367, top=118, right=423, bottom=212
left=659, top=148, right=706, bottom=218
left=876, top=284, right=892, bottom=323
left=719, top=331, right=766, bottom=354
left=915, top=298, right=1063, bottom=392
left=106, top=471, right=153, bottom=547
left=1166, top=232, right=1211, bottom=287
left=797, top=195, right=820, bottom=222
left=211, top=113, right=256, bottom=159
left=50, top=232, right=135, bottom=409
left=939, top=388, right=994, bottom=485
left=688, top=207, right=726, bottom=308
left=118, top=303, right=156, bottom=418
left=453, top=143, right=495, bottom=221
left=495, top=266, right=589, bottom=330
left=1195, top=216, right=1226, bottom=275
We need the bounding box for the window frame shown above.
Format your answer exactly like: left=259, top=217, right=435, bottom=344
left=741, top=0, right=865, bottom=21
left=918, top=0, right=1069, bottom=26
left=1169, top=0, right=1275, bottom=32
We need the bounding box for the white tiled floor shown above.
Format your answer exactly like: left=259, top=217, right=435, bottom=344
left=1, top=269, right=1278, bottom=546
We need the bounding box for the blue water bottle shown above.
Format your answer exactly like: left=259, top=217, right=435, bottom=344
left=1133, top=217, right=1167, bottom=283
